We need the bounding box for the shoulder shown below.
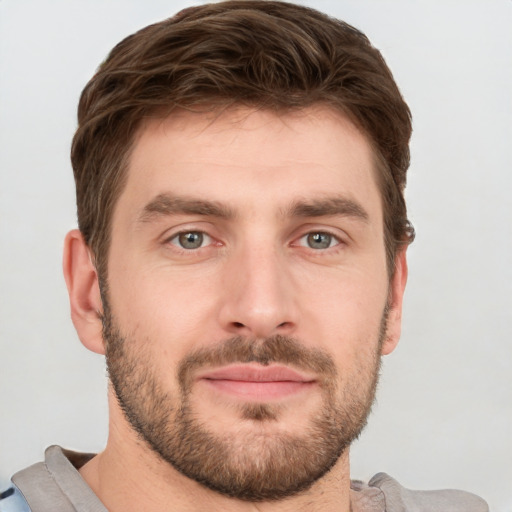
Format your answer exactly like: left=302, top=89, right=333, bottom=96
left=3, top=445, right=103, bottom=512
left=351, top=472, right=489, bottom=512
left=0, top=486, right=31, bottom=512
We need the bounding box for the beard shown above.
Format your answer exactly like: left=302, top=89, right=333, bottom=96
left=103, top=300, right=386, bottom=502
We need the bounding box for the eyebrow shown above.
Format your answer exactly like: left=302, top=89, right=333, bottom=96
left=137, top=193, right=369, bottom=224
left=286, top=196, right=369, bottom=222
left=138, top=193, right=236, bottom=223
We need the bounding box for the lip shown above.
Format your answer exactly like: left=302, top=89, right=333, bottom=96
left=196, top=364, right=317, bottom=400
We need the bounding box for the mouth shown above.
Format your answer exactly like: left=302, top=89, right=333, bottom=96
left=196, top=364, right=317, bottom=401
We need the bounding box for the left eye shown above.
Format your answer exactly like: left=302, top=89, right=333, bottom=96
left=299, top=232, right=339, bottom=250
left=170, top=231, right=212, bottom=250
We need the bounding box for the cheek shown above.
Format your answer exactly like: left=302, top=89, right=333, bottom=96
left=295, top=265, right=388, bottom=357
left=107, top=260, right=224, bottom=351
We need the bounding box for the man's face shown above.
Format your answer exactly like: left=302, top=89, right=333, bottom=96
left=102, top=107, right=403, bottom=500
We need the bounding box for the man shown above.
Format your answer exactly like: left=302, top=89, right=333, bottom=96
left=0, top=1, right=489, bottom=511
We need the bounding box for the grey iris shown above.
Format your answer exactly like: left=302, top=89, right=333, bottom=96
left=179, top=232, right=203, bottom=249
left=307, top=233, right=332, bottom=249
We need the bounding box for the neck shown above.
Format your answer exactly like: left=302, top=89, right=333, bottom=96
left=79, top=395, right=353, bottom=512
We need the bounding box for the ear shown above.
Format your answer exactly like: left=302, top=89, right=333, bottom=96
left=381, top=248, right=408, bottom=356
left=63, top=229, right=105, bottom=355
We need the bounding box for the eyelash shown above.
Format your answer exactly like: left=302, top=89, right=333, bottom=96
left=295, top=231, right=343, bottom=250
left=167, top=231, right=215, bottom=251
left=165, top=229, right=344, bottom=253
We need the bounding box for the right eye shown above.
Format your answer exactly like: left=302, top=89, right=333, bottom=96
left=168, top=231, right=212, bottom=250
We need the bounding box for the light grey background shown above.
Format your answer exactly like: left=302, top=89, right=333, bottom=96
left=1, top=1, right=511, bottom=510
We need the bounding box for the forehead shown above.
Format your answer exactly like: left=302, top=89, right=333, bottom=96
left=118, top=105, right=382, bottom=221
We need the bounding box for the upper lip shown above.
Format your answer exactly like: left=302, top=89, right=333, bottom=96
left=196, top=364, right=317, bottom=383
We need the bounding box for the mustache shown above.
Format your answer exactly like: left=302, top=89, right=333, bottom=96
left=178, top=335, right=337, bottom=390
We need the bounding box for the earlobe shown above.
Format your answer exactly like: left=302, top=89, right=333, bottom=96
left=63, top=229, right=105, bottom=355
left=381, top=248, right=408, bottom=356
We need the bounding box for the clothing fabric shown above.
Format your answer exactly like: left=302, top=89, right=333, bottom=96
left=1, top=446, right=489, bottom=512
left=2, top=447, right=104, bottom=512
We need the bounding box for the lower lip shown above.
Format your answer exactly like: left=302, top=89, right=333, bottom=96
left=202, top=379, right=314, bottom=400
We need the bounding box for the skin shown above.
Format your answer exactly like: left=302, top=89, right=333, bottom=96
left=63, top=106, right=407, bottom=512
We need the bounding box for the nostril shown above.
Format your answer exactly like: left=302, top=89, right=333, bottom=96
left=233, top=322, right=245, bottom=328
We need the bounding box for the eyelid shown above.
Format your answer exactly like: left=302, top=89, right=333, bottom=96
left=159, top=221, right=220, bottom=250
left=291, top=224, right=347, bottom=244
left=168, top=231, right=213, bottom=249
left=159, top=221, right=217, bottom=242
left=297, top=231, right=341, bottom=249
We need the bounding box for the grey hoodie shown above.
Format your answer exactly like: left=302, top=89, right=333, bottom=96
left=1, top=446, right=489, bottom=512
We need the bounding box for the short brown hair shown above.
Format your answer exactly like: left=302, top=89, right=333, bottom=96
left=71, top=0, right=414, bottom=279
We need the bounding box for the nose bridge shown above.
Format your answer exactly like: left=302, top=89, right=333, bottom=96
left=219, top=233, right=297, bottom=337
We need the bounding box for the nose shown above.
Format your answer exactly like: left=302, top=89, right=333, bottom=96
left=218, top=243, right=299, bottom=339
